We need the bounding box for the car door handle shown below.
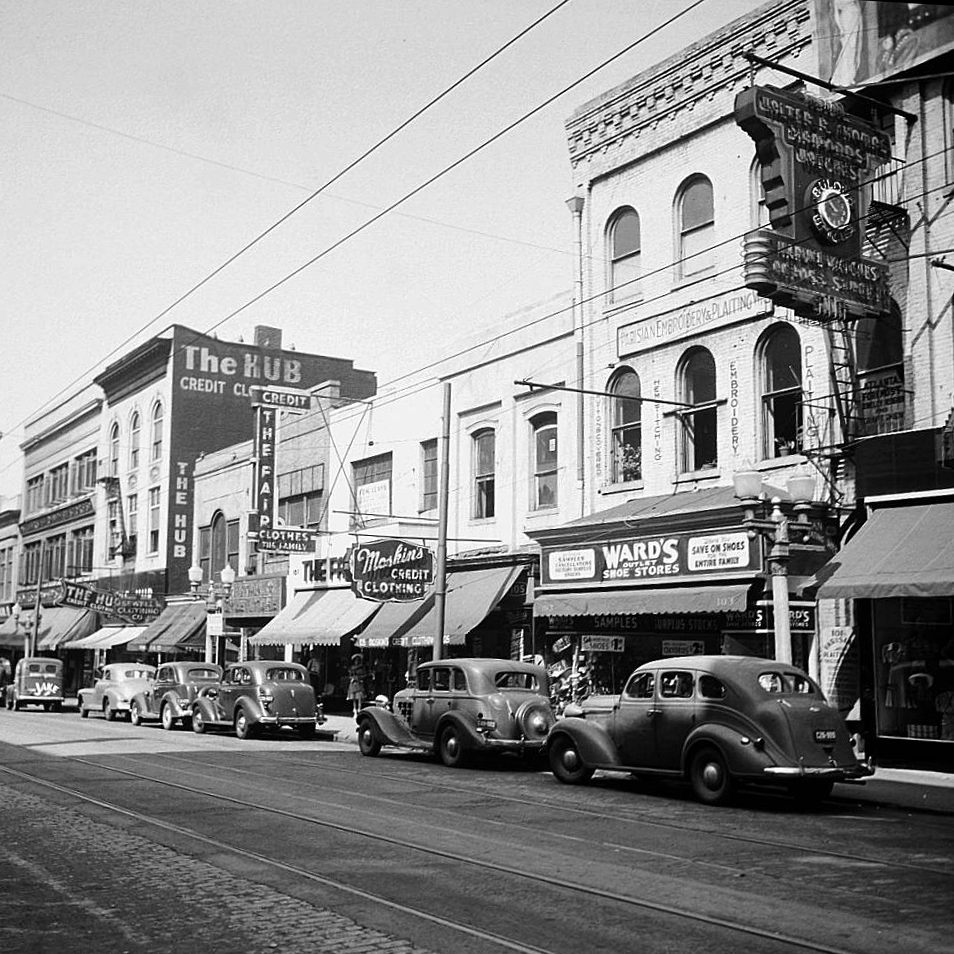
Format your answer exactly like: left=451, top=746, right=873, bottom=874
left=647, top=708, right=662, bottom=718
left=426, top=698, right=435, bottom=705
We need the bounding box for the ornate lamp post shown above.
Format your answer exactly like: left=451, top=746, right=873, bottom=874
left=733, top=465, right=816, bottom=664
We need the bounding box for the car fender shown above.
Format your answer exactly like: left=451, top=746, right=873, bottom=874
left=159, top=691, right=190, bottom=719
left=546, top=717, right=622, bottom=768
left=234, top=693, right=266, bottom=723
left=433, top=710, right=486, bottom=751
left=130, top=690, right=156, bottom=717
left=357, top=706, right=423, bottom=747
left=192, top=696, right=223, bottom=724
left=682, top=723, right=783, bottom=778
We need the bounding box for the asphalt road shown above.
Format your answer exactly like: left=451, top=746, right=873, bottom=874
left=1, top=706, right=952, bottom=954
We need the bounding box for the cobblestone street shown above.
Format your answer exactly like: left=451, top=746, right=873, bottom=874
left=0, top=782, right=435, bottom=954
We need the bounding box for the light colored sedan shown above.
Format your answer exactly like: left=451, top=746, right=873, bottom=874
left=78, top=663, right=156, bottom=721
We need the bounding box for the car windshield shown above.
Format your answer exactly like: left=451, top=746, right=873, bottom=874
left=185, top=668, right=219, bottom=680
left=758, top=671, right=818, bottom=695
left=266, top=668, right=305, bottom=682
left=494, top=671, right=539, bottom=691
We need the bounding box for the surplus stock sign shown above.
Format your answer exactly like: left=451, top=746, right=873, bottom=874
left=541, top=529, right=759, bottom=588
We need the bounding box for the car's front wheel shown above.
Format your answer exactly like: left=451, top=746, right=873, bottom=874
left=11, top=693, right=20, bottom=712
left=689, top=745, right=734, bottom=805
left=191, top=708, right=207, bottom=734
left=103, top=700, right=117, bottom=722
left=549, top=735, right=594, bottom=785
left=129, top=702, right=142, bottom=726
left=160, top=703, right=176, bottom=731
left=357, top=719, right=382, bottom=757
left=79, top=703, right=89, bottom=719
left=234, top=708, right=256, bottom=741
left=437, top=724, right=469, bottom=768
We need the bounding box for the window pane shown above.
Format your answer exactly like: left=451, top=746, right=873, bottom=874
left=613, top=210, right=640, bottom=258
left=613, top=371, right=641, bottom=427
left=682, top=179, right=713, bottom=231
left=766, top=328, right=801, bottom=391
left=685, top=351, right=716, bottom=404
left=536, top=426, right=557, bottom=468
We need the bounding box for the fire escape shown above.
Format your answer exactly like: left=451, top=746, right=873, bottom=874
left=99, top=475, right=134, bottom=560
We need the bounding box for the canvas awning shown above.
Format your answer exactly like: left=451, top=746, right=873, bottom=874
left=60, top=625, right=150, bottom=650
left=136, top=603, right=207, bottom=652
left=816, top=502, right=954, bottom=599
left=533, top=583, right=754, bottom=618
left=35, top=607, right=97, bottom=650
left=392, top=566, right=524, bottom=647
left=354, top=596, right=434, bottom=648
left=302, top=588, right=381, bottom=643
left=249, top=590, right=346, bottom=647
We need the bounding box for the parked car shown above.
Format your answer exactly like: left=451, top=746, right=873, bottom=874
left=546, top=655, right=873, bottom=805
left=191, top=660, right=318, bottom=740
left=4, top=657, right=64, bottom=711
left=129, top=661, right=223, bottom=729
left=356, top=657, right=555, bottom=767
left=78, top=663, right=156, bottom=721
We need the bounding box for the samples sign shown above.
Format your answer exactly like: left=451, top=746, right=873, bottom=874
left=350, top=539, right=434, bottom=602
left=542, top=529, right=759, bottom=587
left=734, top=85, right=892, bottom=321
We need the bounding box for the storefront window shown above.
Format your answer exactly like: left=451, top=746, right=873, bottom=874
left=873, top=597, right=954, bottom=742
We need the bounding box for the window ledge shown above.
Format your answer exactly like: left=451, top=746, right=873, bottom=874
left=602, top=295, right=643, bottom=318
left=525, top=506, right=560, bottom=519
left=671, top=266, right=716, bottom=290
left=673, top=468, right=720, bottom=485
left=600, top=479, right=644, bottom=496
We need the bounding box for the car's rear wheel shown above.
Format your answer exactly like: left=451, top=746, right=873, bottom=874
left=549, top=735, right=594, bottom=785
left=234, top=708, right=256, bottom=740
left=11, top=693, right=20, bottom=712
left=791, top=779, right=834, bottom=805
left=191, top=708, right=207, bottom=734
left=79, top=703, right=89, bottom=719
left=129, top=702, right=142, bottom=726
left=438, top=724, right=468, bottom=768
left=160, top=703, right=176, bottom=731
left=689, top=745, right=734, bottom=805
left=103, top=701, right=117, bottom=722
left=357, top=720, right=382, bottom=757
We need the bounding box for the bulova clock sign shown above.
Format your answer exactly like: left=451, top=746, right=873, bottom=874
left=734, top=85, right=892, bottom=321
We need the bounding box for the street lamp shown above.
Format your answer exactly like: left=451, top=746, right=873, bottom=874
left=733, top=464, right=816, bottom=664
left=188, top=563, right=204, bottom=598
left=220, top=563, right=236, bottom=599
left=11, top=600, right=28, bottom=657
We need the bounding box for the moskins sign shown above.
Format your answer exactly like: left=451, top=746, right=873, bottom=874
left=349, top=539, right=434, bottom=602
left=734, top=85, right=892, bottom=321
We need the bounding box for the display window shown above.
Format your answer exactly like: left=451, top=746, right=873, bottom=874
left=873, top=598, right=954, bottom=742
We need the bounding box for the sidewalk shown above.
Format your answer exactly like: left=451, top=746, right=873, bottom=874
left=321, top=713, right=954, bottom=814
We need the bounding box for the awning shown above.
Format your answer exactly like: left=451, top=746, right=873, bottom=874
left=136, top=603, right=207, bottom=652
left=61, top=625, right=150, bottom=651
left=816, top=502, right=954, bottom=599
left=392, top=566, right=524, bottom=647
left=534, top=583, right=754, bottom=618
left=35, top=607, right=97, bottom=650
left=288, top=587, right=381, bottom=644
left=354, top=596, right=434, bottom=648
left=0, top=614, right=26, bottom=649
left=249, top=590, right=344, bottom=647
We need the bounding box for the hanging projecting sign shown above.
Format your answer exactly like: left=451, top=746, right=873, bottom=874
left=734, top=85, right=892, bottom=322
left=56, top=580, right=163, bottom=624
left=255, top=527, right=318, bottom=553
left=349, top=539, right=435, bottom=602
left=252, top=406, right=277, bottom=536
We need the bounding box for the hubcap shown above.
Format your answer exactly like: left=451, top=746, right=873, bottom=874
left=562, top=747, right=580, bottom=771
left=701, top=761, right=723, bottom=791
left=445, top=735, right=458, bottom=756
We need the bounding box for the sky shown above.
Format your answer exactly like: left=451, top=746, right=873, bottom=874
left=0, top=0, right=762, bottom=499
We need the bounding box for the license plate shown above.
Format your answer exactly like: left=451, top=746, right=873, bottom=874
left=814, top=729, right=837, bottom=743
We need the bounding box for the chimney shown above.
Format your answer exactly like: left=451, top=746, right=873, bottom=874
left=254, top=325, right=282, bottom=351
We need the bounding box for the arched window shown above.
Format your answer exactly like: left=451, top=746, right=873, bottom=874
left=473, top=429, right=496, bottom=519
left=750, top=158, right=769, bottom=230
left=150, top=401, right=164, bottom=462
left=856, top=301, right=906, bottom=434
left=608, top=208, right=641, bottom=301
left=109, top=422, right=120, bottom=478
left=759, top=324, right=803, bottom=458
left=129, top=412, right=141, bottom=470
left=609, top=369, right=641, bottom=483
left=530, top=412, right=558, bottom=509
left=678, top=348, right=718, bottom=472
left=210, top=511, right=228, bottom=582
left=676, top=175, right=714, bottom=277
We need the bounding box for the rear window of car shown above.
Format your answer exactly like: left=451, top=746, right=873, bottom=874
left=28, top=664, right=41, bottom=673
left=43, top=664, right=58, bottom=674
left=266, top=668, right=305, bottom=682
left=699, top=675, right=726, bottom=699
left=494, top=671, right=539, bottom=691
left=186, top=668, right=219, bottom=680
left=123, top=669, right=152, bottom=680
left=758, top=671, right=818, bottom=695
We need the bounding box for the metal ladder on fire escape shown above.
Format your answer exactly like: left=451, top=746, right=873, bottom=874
left=824, top=311, right=864, bottom=482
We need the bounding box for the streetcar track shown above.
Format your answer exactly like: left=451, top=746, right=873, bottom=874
left=0, top=759, right=868, bottom=954
left=145, top=747, right=954, bottom=880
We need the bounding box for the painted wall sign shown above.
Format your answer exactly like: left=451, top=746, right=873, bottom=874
left=20, top=497, right=95, bottom=537
left=618, top=288, right=768, bottom=356
left=542, top=529, right=759, bottom=587
left=350, top=538, right=434, bottom=602
left=225, top=574, right=285, bottom=619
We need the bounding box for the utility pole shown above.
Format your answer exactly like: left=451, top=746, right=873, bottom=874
left=433, top=381, right=451, bottom=661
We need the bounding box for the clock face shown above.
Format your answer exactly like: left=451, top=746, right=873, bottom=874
left=808, top=178, right=855, bottom=245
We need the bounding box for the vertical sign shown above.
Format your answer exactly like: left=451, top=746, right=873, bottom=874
left=254, top=407, right=277, bottom=533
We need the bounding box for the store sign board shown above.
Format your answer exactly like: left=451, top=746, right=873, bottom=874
left=542, top=529, right=759, bottom=587
left=723, top=601, right=817, bottom=634
left=253, top=406, right=277, bottom=531
left=350, top=539, right=434, bottom=602
left=255, top=527, right=317, bottom=553
left=20, top=497, right=95, bottom=537
left=55, top=580, right=164, bottom=624
left=581, top=634, right=626, bottom=653
left=662, top=640, right=706, bottom=656
left=225, top=574, right=285, bottom=619
left=249, top=386, right=312, bottom=412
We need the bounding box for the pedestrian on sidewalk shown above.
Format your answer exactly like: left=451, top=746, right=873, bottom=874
left=347, top=653, right=368, bottom=718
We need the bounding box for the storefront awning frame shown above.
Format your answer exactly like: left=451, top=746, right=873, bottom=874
left=533, top=583, right=756, bottom=618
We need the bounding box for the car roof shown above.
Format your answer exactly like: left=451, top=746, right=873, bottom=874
left=418, top=657, right=545, bottom=675
left=636, top=655, right=810, bottom=677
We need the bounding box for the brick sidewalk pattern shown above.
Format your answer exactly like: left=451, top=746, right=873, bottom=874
left=0, top=781, right=437, bottom=954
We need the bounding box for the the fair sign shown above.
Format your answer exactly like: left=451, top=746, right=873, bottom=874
left=542, top=529, right=759, bottom=587
left=350, top=538, right=434, bottom=602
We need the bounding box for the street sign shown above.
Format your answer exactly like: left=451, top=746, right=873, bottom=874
left=255, top=527, right=318, bottom=553
left=249, top=386, right=312, bottom=412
